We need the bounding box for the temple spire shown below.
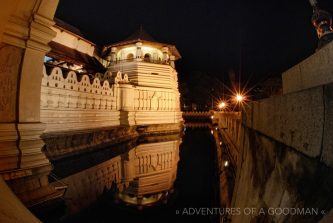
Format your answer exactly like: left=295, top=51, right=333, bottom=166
left=309, top=0, right=333, bottom=49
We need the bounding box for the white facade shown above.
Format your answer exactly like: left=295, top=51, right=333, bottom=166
left=40, top=27, right=183, bottom=133
left=40, top=66, right=182, bottom=133
left=51, top=25, right=95, bottom=56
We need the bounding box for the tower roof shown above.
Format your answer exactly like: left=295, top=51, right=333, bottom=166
left=104, top=27, right=181, bottom=60
left=124, top=26, right=156, bottom=42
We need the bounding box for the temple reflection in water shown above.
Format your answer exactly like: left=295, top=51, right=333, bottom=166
left=51, top=134, right=180, bottom=216
left=118, top=139, right=179, bottom=207
left=35, top=121, right=219, bottom=223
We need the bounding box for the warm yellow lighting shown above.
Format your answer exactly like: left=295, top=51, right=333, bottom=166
left=210, top=115, right=214, bottom=119
left=218, top=101, right=227, bottom=109
left=224, top=160, right=229, bottom=167
left=235, top=94, right=244, bottom=102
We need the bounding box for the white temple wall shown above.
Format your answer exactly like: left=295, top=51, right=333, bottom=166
left=110, top=61, right=179, bottom=89
left=51, top=26, right=95, bottom=56
left=40, top=66, right=182, bottom=133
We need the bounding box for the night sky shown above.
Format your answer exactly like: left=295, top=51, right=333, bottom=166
left=56, top=0, right=333, bottom=95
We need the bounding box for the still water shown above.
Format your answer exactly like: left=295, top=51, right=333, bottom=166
left=42, top=128, right=218, bottom=223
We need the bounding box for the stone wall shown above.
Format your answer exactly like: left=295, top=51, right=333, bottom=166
left=231, top=123, right=333, bottom=223
left=282, top=41, right=333, bottom=94
left=212, top=112, right=241, bottom=217
left=40, top=65, right=182, bottom=160
left=214, top=83, right=333, bottom=222
left=41, top=65, right=182, bottom=133
left=242, top=84, right=333, bottom=169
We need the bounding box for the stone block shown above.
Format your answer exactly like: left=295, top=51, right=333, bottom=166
left=282, top=41, right=333, bottom=94
left=279, top=87, right=324, bottom=158
left=0, top=44, right=22, bottom=122
left=0, top=123, right=19, bottom=171
left=243, top=86, right=324, bottom=158
left=18, top=123, right=50, bottom=169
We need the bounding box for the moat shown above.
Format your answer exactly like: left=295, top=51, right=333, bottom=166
left=37, top=127, right=219, bottom=223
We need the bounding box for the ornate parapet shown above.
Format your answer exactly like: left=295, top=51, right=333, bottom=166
left=41, top=66, right=121, bottom=132
left=41, top=65, right=182, bottom=132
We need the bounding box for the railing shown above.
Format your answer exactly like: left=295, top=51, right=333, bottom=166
left=110, top=58, right=170, bottom=65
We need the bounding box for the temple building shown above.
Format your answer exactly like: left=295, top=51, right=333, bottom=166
left=42, top=19, right=182, bottom=133
left=0, top=14, right=183, bottom=215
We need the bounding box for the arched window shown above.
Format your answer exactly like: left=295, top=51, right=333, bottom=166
left=144, top=53, right=151, bottom=62
left=127, top=53, right=134, bottom=61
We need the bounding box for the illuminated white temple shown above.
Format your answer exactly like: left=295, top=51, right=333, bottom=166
left=41, top=21, right=183, bottom=133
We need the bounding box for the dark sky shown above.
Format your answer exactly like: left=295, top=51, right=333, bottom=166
left=55, top=0, right=333, bottom=84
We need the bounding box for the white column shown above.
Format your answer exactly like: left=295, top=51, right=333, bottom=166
left=0, top=0, right=60, bottom=205
left=170, top=55, right=175, bottom=68
left=162, top=47, right=169, bottom=62
left=111, top=47, right=117, bottom=62
left=136, top=42, right=142, bottom=60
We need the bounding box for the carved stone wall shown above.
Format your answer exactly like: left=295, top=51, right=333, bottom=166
left=0, top=45, right=23, bottom=172
left=41, top=66, right=182, bottom=133
left=0, top=43, right=23, bottom=122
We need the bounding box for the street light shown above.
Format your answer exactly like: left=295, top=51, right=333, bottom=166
left=235, top=94, right=244, bottom=102
left=218, top=101, right=227, bottom=109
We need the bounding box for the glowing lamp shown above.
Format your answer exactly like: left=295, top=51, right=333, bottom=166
left=218, top=101, right=227, bottom=109
left=235, top=94, right=244, bottom=102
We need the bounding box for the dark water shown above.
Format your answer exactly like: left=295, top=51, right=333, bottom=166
left=41, top=128, right=219, bottom=223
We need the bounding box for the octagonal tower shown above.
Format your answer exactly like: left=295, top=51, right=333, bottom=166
left=103, top=28, right=181, bottom=89
left=102, top=28, right=182, bottom=126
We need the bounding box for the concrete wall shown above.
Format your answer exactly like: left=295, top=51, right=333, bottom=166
left=231, top=123, right=333, bottom=223
left=282, top=41, right=333, bottom=94
left=215, top=83, right=333, bottom=222
left=243, top=83, right=333, bottom=169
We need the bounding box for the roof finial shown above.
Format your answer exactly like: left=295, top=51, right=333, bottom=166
left=139, top=24, right=143, bottom=40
